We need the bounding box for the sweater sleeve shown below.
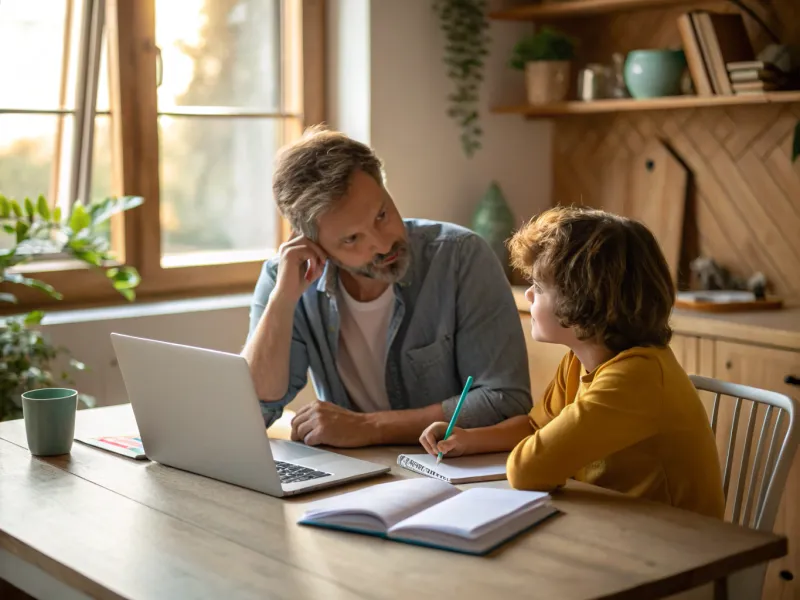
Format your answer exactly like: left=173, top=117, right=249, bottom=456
left=507, top=354, right=662, bottom=491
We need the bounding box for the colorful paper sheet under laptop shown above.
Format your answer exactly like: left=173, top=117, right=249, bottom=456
left=75, top=434, right=147, bottom=460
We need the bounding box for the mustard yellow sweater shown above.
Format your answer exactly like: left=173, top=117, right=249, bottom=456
left=507, top=346, right=725, bottom=519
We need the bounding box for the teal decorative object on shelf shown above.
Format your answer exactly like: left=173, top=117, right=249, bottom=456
left=623, top=49, right=687, bottom=99
left=471, top=181, right=516, bottom=278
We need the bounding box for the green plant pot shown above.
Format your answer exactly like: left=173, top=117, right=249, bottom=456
left=472, top=181, right=516, bottom=277
left=623, top=50, right=687, bottom=99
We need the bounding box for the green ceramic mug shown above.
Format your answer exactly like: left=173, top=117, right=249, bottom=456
left=21, top=388, right=78, bottom=456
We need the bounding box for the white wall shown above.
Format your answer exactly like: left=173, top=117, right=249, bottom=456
left=328, top=0, right=553, bottom=228
left=325, top=0, right=371, bottom=145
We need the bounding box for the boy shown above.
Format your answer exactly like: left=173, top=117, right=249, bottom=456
left=420, top=206, right=726, bottom=519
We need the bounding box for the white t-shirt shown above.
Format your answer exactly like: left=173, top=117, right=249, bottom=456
left=336, top=278, right=394, bottom=412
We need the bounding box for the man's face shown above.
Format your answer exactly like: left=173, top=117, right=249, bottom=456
left=316, top=170, right=409, bottom=283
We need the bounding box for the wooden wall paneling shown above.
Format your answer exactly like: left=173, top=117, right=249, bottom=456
left=547, top=0, right=800, bottom=300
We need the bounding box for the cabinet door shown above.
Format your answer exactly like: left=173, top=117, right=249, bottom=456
left=671, top=333, right=699, bottom=373
left=519, top=314, right=568, bottom=403
left=715, top=341, right=800, bottom=600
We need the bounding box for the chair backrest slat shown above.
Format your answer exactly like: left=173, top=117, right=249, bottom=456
left=731, top=400, right=757, bottom=524
left=689, top=375, right=799, bottom=534
left=755, top=410, right=785, bottom=527
left=722, top=397, right=742, bottom=497
left=742, top=404, right=773, bottom=528
left=711, top=392, right=720, bottom=434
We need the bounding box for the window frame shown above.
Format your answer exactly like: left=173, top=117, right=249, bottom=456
left=2, top=0, right=325, bottom=312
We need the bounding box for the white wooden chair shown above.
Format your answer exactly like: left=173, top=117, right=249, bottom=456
left=689, top=374, right=800, bottom=600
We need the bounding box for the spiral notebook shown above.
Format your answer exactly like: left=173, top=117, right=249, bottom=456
left=397, top=452, right=508, bottom=484
left=298, top=478, right=557, bottom=555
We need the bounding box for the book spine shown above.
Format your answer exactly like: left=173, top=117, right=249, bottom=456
left=397, top=456, right=449, bottom=482
left=677, top=13, right=713, bottom=96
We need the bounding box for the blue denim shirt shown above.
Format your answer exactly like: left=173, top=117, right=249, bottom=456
left=247, top=219, right=532, bottom=429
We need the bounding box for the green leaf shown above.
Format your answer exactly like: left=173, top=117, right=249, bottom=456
left=70, top=249, right=104, bottom=267
left=118, top=288, right=135, bottom=302
left=107, top=265, right=141, bottom=291
left=2, top=273, right=63, bottom=300
left=24, top=197, right=35, bottom=218
left=24, top=310, right=45, bottom=325
left=0, top=293, right=17, bottom=304
left=53, top=205, right=62, bottom=224
left=2, top=224, right=14, bottom=235
left=0, top=196, right=9, bottom=218
left=89, top=195, right=144, bottom=225
left=69, top=201, right=91, bottom=232
left=793, top=120, right=800, bottom=163
left=66, top=237, right=91, bottom=251
left=36, top=195, right=51, bottom=220
left=15, top=220, right=30, bottom=244
left=10, top=199, right=23, bottom=217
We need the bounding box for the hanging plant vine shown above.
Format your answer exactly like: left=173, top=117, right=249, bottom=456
left=433, top=0, right=490, bottom=158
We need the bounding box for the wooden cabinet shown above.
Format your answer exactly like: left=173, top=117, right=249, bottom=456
left=519, top=314, right=568, bottom=402
left=671, top=333, right=699, bottom=373
left=714, top=341, right=800, bottom=600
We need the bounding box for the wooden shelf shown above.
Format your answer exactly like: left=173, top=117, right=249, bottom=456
left=489, top=0, right=720, bottom=20
left=491, top=91, right=800, bottom=117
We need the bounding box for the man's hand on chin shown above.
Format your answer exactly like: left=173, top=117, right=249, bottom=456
left=290, top=401, right=375, bottom=448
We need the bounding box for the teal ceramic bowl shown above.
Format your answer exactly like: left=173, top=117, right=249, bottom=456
left=623, top=49, right=687, bottom=98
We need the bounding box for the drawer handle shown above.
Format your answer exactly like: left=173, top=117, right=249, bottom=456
left=780, top=570, right=794, bottom=581
left=785, top=376, right=800, bottom=386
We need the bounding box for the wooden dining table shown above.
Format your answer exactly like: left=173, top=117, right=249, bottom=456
left=0, top=403, right=788, bottom=600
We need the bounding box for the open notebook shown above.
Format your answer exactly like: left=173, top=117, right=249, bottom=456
left=297, top=478, right=558, bottom=555
left=397, top=452, right=508, bottom=483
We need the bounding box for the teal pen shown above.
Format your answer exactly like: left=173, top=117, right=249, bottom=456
left=436, top=375, right=473, bottom=465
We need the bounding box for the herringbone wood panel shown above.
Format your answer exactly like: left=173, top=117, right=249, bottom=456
left=547, top=1, right=800, bottom=301
left=554, top=105, right=800, bottom=297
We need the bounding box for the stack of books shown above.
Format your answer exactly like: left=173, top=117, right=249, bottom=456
left=676, top=10, right=788, bottom=97
left=727, top=61, right=788, bottom=95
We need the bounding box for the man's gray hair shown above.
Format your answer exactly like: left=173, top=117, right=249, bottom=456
left=272, top=125, right=385, bottom=241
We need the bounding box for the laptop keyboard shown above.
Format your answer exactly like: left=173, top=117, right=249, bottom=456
left=275, top=460, right=331, bottom=484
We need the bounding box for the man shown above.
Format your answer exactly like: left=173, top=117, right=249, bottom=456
left=242, top=126, right=531, bottom=448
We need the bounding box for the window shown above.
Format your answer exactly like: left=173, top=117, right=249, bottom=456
left=0, top=0, right=324, bottom=309
left=0, top=0, right=109, bottom=248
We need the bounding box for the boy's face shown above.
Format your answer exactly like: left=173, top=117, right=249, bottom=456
left=525, top=282, right=576, bottom=345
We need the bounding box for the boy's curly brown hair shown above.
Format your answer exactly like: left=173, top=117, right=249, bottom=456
left=508, top=205, right=675, bottom=353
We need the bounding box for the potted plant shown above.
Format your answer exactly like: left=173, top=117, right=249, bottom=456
left=433, top=0, right=490, bottom=158
left=0, top=194, right=143, bottom=421
left=509, top=26, right=577, bottom=105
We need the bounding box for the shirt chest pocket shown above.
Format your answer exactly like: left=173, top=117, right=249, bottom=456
left=405, top=334, right=458, bottom=401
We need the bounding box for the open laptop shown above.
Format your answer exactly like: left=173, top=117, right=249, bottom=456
left=109, top=332, right=390, bottom=497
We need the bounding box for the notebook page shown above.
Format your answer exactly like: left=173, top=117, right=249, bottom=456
left=388, top=488, right=550, bottom=540
left=398, top=453, right=507, bottom=483
left=301, top=478, right=458, bottom=530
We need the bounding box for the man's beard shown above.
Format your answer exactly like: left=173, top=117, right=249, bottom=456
left=335, top=240, right=411, bottom=283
